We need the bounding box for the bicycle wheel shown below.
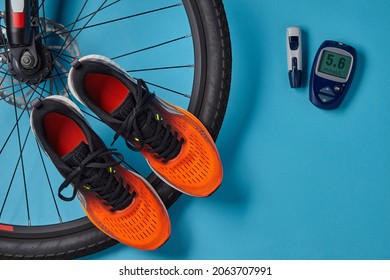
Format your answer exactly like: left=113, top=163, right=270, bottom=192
left=0, top=0, right=231, bottom=259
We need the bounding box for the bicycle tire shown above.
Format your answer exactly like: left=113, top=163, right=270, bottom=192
left=0, top=0, right=231, bottom=260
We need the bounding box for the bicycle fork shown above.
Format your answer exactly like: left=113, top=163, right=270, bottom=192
left=4, top=0, right=52, bottom=84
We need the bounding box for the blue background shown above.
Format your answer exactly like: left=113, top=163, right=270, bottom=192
left=87, top=0, right=390, bottom=259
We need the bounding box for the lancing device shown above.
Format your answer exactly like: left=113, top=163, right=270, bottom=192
left=286, top=27, right=302, bottom=88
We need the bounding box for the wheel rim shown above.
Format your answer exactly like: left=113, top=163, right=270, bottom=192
left=0, top=0, right=206, bottom=238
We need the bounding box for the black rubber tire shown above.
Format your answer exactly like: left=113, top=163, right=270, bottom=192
left=0, top=0, right=231, bottom=260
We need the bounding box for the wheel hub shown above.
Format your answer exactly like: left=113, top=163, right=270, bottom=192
left=20, top=50, right=36, bottom=69
left=7, top=42, right=52, bottom=85
left=0, top=17, right=80, bottom=109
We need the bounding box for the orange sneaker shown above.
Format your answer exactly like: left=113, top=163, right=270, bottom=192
left=31, top=96, right=170, bottom=250
left=68, top=55, right=223, bottom=197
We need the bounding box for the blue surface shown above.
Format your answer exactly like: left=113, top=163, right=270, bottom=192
left=85, top=0, right=390, bottom=260
left=2, top=0, right=385, bottom=259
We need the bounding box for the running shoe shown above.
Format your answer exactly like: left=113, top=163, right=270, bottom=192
left=68, top=55, right=223, bottom=197
left=30, top=95, right=170, bottom=250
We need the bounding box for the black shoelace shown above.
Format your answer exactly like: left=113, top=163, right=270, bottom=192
left=58, top=148, right=136, bottom=212
left=112, top=79, right=184, bottom=163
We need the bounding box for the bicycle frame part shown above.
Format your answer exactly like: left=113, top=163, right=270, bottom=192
left=5, top=0, right=52, bottom=84
left=5, top=0, right=33, bottom=46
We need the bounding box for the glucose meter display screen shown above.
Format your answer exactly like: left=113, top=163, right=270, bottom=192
left=318, top=50, right=352, bottom=79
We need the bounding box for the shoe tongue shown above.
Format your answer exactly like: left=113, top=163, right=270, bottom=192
left=111, top=93, right=136, bottom=121
left=111, top=92, right=155, bottom=136
left=62, top=141, right=91, bottom=168
left=61, top=141, right=134, bottom=211
left=111, top=91, right=181, bottom=161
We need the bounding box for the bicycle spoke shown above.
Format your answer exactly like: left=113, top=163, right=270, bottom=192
left=34, top=0, right=48, bottom=46
left=0, top=82, right=45, bottom=154
left=0, top=84, right=34, bottom=102
left=127, top=64, right=194, bottom=73
left=46, top=71, right=69, bottom=80
left=18, top=81, right=64, bottom=225
left=52, top=0, right=89, bottom=65
left=0, top=78, right=38, bottom=99
left=79, top=108, right=106, bottom=124
left=142, top=80, right=190, bottom=99
left=30, top=83, right=53, bottom=96
left=30, top=76, right=62, bottom=97
left=54, top=54, right=72, bottom=65
left=111, top=34, right=192, bottom=60
left=0, top=59, right=8, bottom=70
left=0, top=69, right=13, bottom=77
left=36, top=139, right=63, bottom=223
left=48, top=76, right=54, bottom=95
left=51, top=0, right=110, bottom=63
left=11, top=80, right=31, bottom=226
left=48, top=48, right=76, bottom=62
left=42, top=0, right=122, bottom=40
left=51, top=64, right=69, bottom=95
left=0, top=127, right=32, bottom=220
left=44, top=3, right=183, bottom=39
left=49, top=71, right=60, bottom=96
left=0, top=73, right=25, bottom=102
left=37, top=0, right=45, bottom=11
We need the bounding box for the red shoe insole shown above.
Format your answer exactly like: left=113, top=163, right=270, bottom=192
left=44, top=113, right=88, bottom=157
left=85, top=73, right=128, bottom=113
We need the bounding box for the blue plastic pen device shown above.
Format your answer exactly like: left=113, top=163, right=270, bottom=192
left=286, top=27, right=302, bottom=88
